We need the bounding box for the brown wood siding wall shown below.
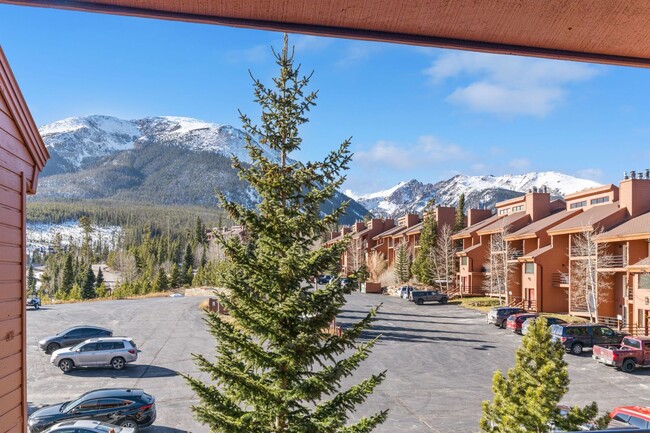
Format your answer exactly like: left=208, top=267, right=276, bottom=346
left=0, top=91, right=28, bottom=433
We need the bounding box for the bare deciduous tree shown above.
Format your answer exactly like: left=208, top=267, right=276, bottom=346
left=482, top=225, right=517, bottom=305
left=344, top=237, right=366, bottom=276
left=570, top=227, right=614, bottom=322
left=436, top=224, right=456, bottom=293
left=367, top=250, right=387, bottom=282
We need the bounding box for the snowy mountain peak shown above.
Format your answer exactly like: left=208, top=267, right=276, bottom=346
left=352, top=171, right=600, bottom=218
left=38, top=114, right=279, bottom=174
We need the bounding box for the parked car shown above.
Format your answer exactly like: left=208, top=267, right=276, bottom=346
left=398, top=285, right=416, bottom=300
left=592, top=336, right=650, bottom=372
left=521, top=316, right=567, bottom=336
left=506, top=313, right=539, bottom=334
left=610, top=406, right=650, bottom=429
left=28, top=388, right=156, bottom=433
left=486, top=307, right=527, bottom=328
left=169, top=293, right=184, bottom=298
left=42, top=420, right=134, bottom=433
left=51, top=337, right=139, bottom=373
left=26, top=297, right=41, bottom=310
left=550, top=323, right=626, bottom=355
left=410, top=290, right=448, bottom=305
left=39, top=326, right=113, bottom=354
left=317, top=275, right=332, bottom=284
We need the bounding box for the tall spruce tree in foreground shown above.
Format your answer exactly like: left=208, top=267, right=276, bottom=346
left=454, top=193, right=465, bottom=232
left=480, top=318, right=609, bottom=433
left=184, top=35, right=387, bottom=433
left=411, top=214, right=437, bottom=285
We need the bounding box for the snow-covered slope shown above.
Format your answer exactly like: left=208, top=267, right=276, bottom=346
left=40, top=115, right=281, bottom=175
left=350, top=172, right=600, bottom=218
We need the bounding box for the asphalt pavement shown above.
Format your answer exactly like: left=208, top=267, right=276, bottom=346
left=26, top=293, right=650, bottom=433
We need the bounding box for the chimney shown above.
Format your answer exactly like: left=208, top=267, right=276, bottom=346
left=525, top=190, right=551, bottom=221
left=468, top=208, right=492, bottom=226
left=620, top=174, right=650, bottom=217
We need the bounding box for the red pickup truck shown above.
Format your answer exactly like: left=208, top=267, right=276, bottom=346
left=592, top=336, right=650, bottom=372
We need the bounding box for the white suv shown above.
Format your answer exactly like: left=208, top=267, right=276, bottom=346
left=51, top=337, right=138, bottom=373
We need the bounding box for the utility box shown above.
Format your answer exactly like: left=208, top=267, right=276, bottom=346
left=209, top=298, right=229, bottom=315
left=362, top=282, right=382, bottom=294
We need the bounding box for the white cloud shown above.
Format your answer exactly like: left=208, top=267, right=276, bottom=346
left=576, top=168, right=604, bottom=181
left=424, top=51, right=599, bottom=117
left=509, top=158, right=531, bottom=170
left=292, top=34, right=333, bottom=53
left=354, top=135, right=472, bottom=170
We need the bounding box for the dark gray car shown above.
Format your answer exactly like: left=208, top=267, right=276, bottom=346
left=486, top=307, right=527, bottom=328
left=38, top=326, right=113, bottom=354
left=550, top=323, right=625, bottom=355
left=410, top=290, right=448, bottom=305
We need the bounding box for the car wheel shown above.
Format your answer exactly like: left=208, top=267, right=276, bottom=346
left=59, top=359, right=73, bottom=373
left=622, top=359, right=636, bottom=373
left=34, top=304, right=40, bottom=310
left=499, top=320, right=506, bottom=329
left=439, top=298, right=448, bottom=304
left=46, top=343, right=60, bottom=354
left=111, top=357, right=126, bottom=370
left=570, top=343, right=583, bottom=355
left=118, top=418, right=139, bottom=432
left=416, top=298, right=424, bottom=305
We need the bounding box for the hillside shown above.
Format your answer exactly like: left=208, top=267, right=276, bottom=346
left=34, top=115, right=369, bottom=223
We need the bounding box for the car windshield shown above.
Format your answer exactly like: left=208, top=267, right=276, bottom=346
left=96, top=424, right=123, bottom=432
left=70, top=342, right=86, bottom=351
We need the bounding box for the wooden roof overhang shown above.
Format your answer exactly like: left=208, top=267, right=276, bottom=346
left=0, top=46, right=49, bottom=193
left=5, top=1, right=650, bottom=68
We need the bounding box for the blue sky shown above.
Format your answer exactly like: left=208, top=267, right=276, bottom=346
left=1, top=4, right=649, bottom=195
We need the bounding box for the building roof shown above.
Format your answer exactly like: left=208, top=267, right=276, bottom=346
left=10, top=1, right=650, bottom=68
left=520, top=244, right=553, bottom=260
left=596, top=211, right=650, bottom=242
left=404, top=221, right=424, bottom=235
left=458, top=243, right=482, bottom=255
left=628, top=257, right=650, bottom=271
left=547, top=203, right=624, bottom=235
left=452, top=213, right=501, bottom=239
left=0, top=47, right=49, bottom=193
left=506, top=209, right=581, bottom=240
left=372, top=224, right=407, bottom=240
left=477, top=211, right=527, bottom=235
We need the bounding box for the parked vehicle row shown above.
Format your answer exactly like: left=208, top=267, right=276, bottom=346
left=31, top=324, right=154, bottom=432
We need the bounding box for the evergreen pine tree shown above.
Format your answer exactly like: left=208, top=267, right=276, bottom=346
left=411, top=215, right=437, bottom=285
left=153, top=267, right=169, bottom=292
left=27, top=264, right=37, bottom=296
left=394, top=242, right=411, bottom=284
left=82, top=265, right=96, bottom=299
left=480, top=318, right=609, bottom=432
left=454, top=193, right=466, bottom=232
left=182, top=243, right=194, bottom=284
left=61, top=254, right=75, bottom=296
left=194, top=216, right=207, bottom=246
left=95, top=267, right=104, bottom=289
left=170, top=263, right=181, bottom=289
left=184, top=35, right=387, bottom=433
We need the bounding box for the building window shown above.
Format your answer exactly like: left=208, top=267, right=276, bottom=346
left=640, top=274, right=650, bottom=290
left=590, top=196, right=610, bottom=205
left=461, top=257, right=468, bottom=266
left=569, top=200, right=587, bottom=209
left=512, top=205, right=524, bottom=212
left=499, top=209, right=510, bottom=215
left=524, top=263, right=534, bottom=274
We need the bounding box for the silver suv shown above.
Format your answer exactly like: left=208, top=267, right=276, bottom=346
left=51, top=337, right=138, bottom=373
left=410, top=290, right=448, bottom=305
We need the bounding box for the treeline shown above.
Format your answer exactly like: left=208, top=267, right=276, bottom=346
left=27, top=200, right=229, bottom=239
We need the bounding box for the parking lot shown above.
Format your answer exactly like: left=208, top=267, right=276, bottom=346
left=27, top=293, right=650, bottom=433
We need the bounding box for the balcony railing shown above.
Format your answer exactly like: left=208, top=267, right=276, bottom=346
left=508, top=250, right=523, bottom=260
left=599, top=254, right=627, bottom=268
left=552, top=272, right=570, bottom=286
left=459, top=285, right=487, bottom=295
left=569, top=246, right=592, bottom=257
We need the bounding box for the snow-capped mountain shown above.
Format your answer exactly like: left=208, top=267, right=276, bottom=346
left=35, top=115, right=368, bottom=223
left=40, top=115, right=281, bottom=176
left=348, top=172, right=600, bottom=218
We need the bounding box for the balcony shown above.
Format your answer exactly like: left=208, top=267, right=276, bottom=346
left=508, top=250, right=523, bottom=260
left=552, top=272, right=569, bottom=286
left=569, top=246, right=591, bottom=257
left=598, top=254, right=628, bottom=269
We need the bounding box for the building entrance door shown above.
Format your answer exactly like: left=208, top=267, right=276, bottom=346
left=527, top=288, right=536, bottom=311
